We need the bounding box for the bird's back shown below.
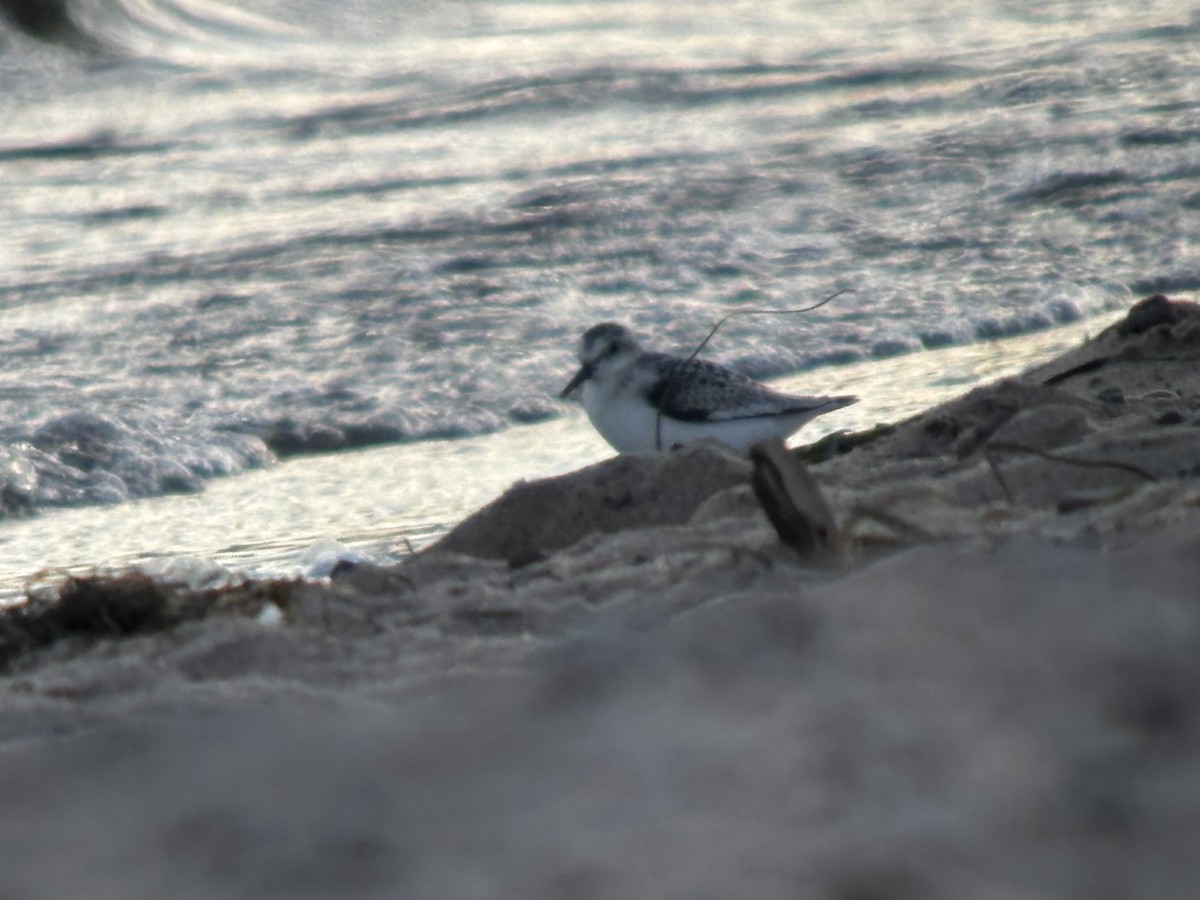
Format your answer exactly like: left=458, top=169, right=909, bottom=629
left=640, top=355, right=853, bottom=423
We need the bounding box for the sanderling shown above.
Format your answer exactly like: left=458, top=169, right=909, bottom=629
left=560, top=321, right=857, bottom=453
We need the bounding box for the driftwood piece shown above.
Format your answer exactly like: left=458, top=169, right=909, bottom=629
left=749, top=438, right=839, bottom=557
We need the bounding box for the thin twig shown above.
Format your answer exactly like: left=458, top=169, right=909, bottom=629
left=984, top=446, right=1015, bottom=504
left=653, top=289, right=853, bottom=450
left=983, top=440, right=1158, bottom=505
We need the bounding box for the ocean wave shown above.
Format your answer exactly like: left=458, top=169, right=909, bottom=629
left=0, top=410, right=274, bottom=518
left=0, top=0, right=300, bottom=57
left=0, top=129, right=174, bottom=162
left=0, top=0, right=97, bottom=49
left=1008, top=169, right=1135, bottom=205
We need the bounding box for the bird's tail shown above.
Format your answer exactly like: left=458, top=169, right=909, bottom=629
left=820, top=395, right=858, bottom=412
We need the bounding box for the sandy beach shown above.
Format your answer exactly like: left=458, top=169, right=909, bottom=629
left=3, top=295, right=1200, bottom=899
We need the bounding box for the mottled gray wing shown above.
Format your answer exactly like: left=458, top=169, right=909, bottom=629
left=641, top=355, right=804, bottom=422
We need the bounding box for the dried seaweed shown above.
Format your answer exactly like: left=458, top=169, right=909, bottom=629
left=0, top=572, right=297, bottom=672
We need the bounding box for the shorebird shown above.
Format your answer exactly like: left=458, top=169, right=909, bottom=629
left=560, top=322, right=857, bottom=453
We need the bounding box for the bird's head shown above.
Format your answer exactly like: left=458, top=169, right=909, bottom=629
left=560, top=322, right=641, bottom=397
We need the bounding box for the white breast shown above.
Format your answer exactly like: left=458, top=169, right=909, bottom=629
left=581, top=379, right=663, bottom=453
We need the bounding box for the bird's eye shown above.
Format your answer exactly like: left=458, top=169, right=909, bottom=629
left=605, top=344, right=619, bottom=357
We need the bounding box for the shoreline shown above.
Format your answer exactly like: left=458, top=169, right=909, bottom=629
left=2, top=295, right=1200, bottom=898
left=0, top=307, right=1131, bottom=601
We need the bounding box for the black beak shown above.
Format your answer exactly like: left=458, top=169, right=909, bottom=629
left=560, top=362, right=594, bottom=398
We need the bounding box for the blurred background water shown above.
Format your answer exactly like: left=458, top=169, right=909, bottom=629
left=0, top=0, right=1197, bottom=592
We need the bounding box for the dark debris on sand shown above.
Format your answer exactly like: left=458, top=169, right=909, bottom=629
left=0, top=572, right=298, bottom=673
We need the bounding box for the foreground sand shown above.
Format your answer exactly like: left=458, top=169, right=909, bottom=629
left=2, top=295, right=1199, bottom=899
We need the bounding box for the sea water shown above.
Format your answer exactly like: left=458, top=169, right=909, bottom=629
left=1, top=0, right=1197, bottom=596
